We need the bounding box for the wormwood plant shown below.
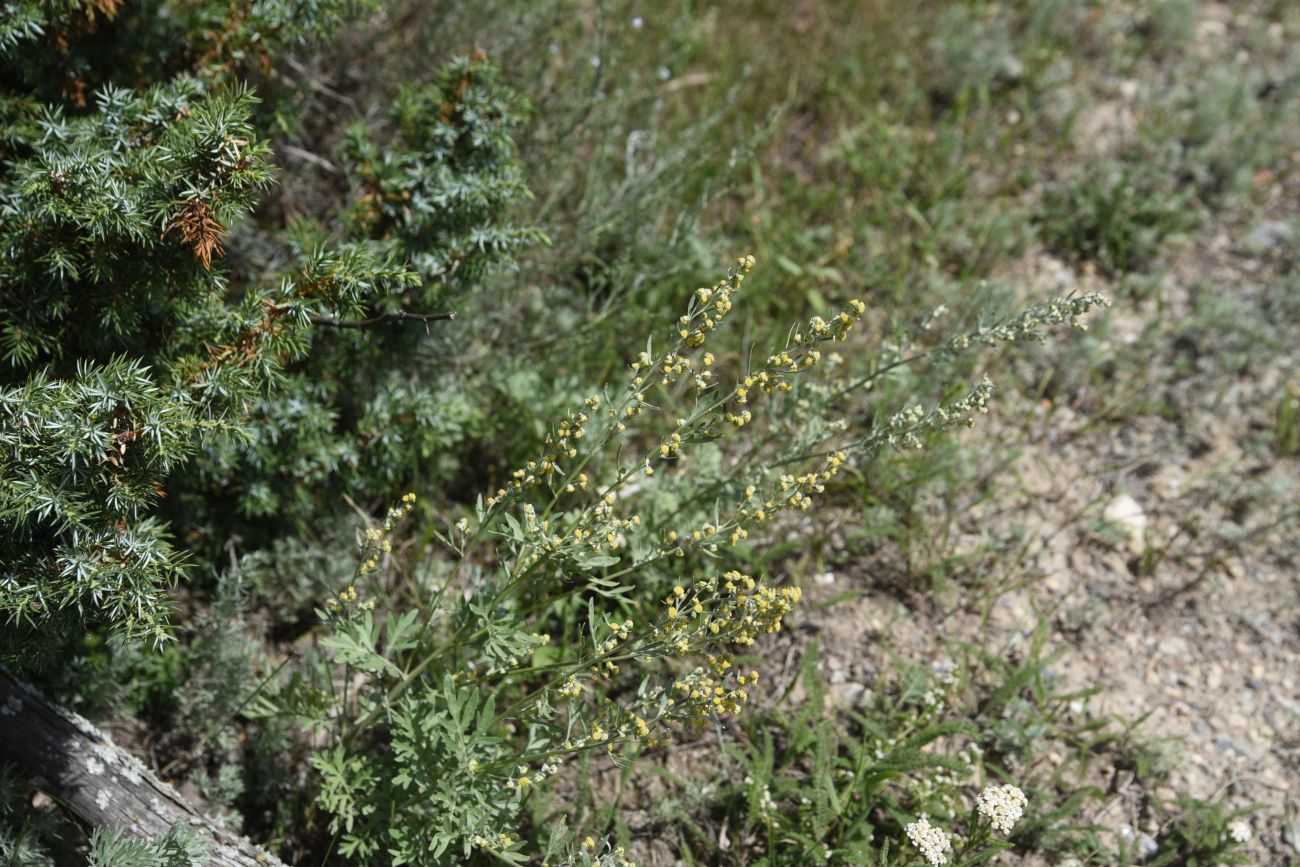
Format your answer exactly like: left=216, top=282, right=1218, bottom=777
left=86, top=825, right=209, bottom=867
left=277, top=256, right=1109, bottom=865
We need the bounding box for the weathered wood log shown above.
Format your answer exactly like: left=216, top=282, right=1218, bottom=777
left=0, top=672, right=287, bottom=867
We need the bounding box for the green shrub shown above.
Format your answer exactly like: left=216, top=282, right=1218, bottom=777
left=0, top=0, right=535, bottom=654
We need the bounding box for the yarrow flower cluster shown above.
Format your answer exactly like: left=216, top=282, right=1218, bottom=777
left=976, top=783, right=1028, bottom=834
left=905, top=815, right=951, bottom=866
left=1227, top=819, right=1252, bottom=843
left=754, top=782, right=776, bottom=822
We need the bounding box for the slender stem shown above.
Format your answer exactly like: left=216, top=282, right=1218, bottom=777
left=836, top=350, right=931, bottom=397
left=309, top=310, right=457, bottom=329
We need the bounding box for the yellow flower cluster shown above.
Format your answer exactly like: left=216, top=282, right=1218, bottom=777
left=557, top=839, right=637, bottom=867
left=486, top=396, right=602, bottom=506
left=537, top=572, right=801, bottom=764
left=716, top=298, right=865, bottom=432
left=470, top=832, right=517, bottom=853
left=657, top=571, right=800, bottom=645
left=558, top=675, right=583, bottom=699
left=324, top=583, right=375, bottom=613
left=486, top=258, right=754, bottom=519
left=357, top=493, right=416, bottom=575
left=607, top=571, right=800, bottom=726
left=680, top=255, right=753, bottom=347
left=658, top=431, right=682, bottom=459
left=576, top=496, right=642, bottom=554
left=477, top=258, right=872, bottom=591
left=596, top=618, right=634, bottom=654
left=634, top=350, right=694, bottom=388
left=510, top=759, right=561, bottom=793
left=669, top=664, right=762, bottom=723
left=774, top=449, right=848, bottom=512
left=653, top=449, right=849, bottom=563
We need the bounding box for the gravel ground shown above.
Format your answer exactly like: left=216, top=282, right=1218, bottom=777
left=806, top=204, right=1299, bottom=863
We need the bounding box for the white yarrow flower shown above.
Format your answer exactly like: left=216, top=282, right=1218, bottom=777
left=1228, top=819, right=1252, bottom=843
left=905, top=816, right=951, bottom=866
left=976, top=784, right=1028, bottom=834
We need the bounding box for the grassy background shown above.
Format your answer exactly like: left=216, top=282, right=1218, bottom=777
left=255, top=1, right=1300, bottom=862
left=9, top=0, right=1298, bottom=864
left=370, top=2, right=1298, bottom=863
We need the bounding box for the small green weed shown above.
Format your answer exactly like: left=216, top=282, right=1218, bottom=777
left=1038, top=163, right=1196, bottom=276
left=1274, top=380, right=1300, bottom=457
left=1147, top=795, right=1257, bottom=867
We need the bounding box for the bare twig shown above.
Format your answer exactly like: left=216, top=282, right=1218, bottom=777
left=281, top=56, right=359, bottom=112
left=309, top=310, right=458, bottom=329
left=279, top=144, right=340, bottom=175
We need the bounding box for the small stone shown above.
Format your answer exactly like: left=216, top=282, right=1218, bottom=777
left=1275, top=692, right=1300, bottom=716
left=1103, top=494, right=1147, bottom=554
left=837, top=682, right=869, bottom=707
left=1214, top=734, right=1252, bottom=759
left=1243, top=220, right=1294, bottom=252
left=1158, top=636, right=1187, bottom=656
left=1283, top=813, right=1299, bottom=850
left=1136, top=833, right=1159, bottom=860
left=1000, top=55, right=1026, bottom=83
